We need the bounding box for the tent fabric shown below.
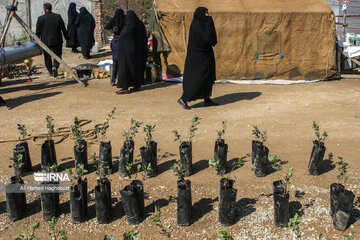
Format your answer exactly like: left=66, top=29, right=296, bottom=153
left=152, top=0, right=338, bottom=80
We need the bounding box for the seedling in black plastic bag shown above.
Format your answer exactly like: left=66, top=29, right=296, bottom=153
left=336, top=156, right=349, bottom=184
left=282, top=166, right=293, bottom=194
left=45, top=115, right=55, bottom=141
left=216, top=228, right=234, bottom=240
left=171, top=161, right=186, bottom=183
left=71, top=117, right=85, bottom=150
left=66, top=163, right=88, bottom=191
left=96, top=163, right=112, bottom=188
left=288, top=213, right=301, bottom=238
left=216, top=120, right=227, bottom=141
left=95, top=107, right=116, bottom=142
left=252, top=125, right=267, bottom=143
left=144, top=124, right=156, bottom=146
left=149, top=206, right=170, bottom=238
left=172, top=115, right=201, bottom=143
left=123, top=118, right=143, bottom=148
left=312, top=121, right=328, bottom=143
left=9, top=153, right=24, bottom=180
left=17, top=123, right=28, bottom=142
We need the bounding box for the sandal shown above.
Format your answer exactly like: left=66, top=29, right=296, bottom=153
left=116, top=89, right=130, bottom=94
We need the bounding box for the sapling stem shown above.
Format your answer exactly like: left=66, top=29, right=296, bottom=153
left=9, top=153, right=24, bottom=180
left=45, top=115, right=55, bottom=141
left=123, top=118, right=143, bottom=148
left=336, top=156, right=349, bottom=185
left=252, top=125, right=267, bottom=143
left=17, top=123, right=27, bottom=142
left=312, top=121, right=328, bottom=143
left=95, top=107, right=116, bottom=142
left=71, top=117, right=85, bottom=150
left=216, top=120, right=227, bottom=141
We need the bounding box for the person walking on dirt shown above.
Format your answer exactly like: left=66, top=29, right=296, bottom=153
left=115, top=10, right=147, bottom=94
left=36, top=3, right=69, bottom=77
left=75, top=7, right=96, bottom=59
left=178, top=7, right=218, bottom=109
left=67, top=2, right=80, bottom=53
left=105, top=8, right=126, bottom=86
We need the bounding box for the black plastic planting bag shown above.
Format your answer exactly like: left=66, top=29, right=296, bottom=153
left=95, top=178, right=112, bottom=224
left=273, top=180, right=289, bottom=227
left=214, top=139, right=228, bottom=174
left=12, top=146, right=26, bottom=176
left=252, top=140, right=269, bottom=177
left=41, top=182, right=60, bottom=221
left=120, top=180, right=144, bottom=225
left=149, top=141, right=157, bottom=164
left=180, top=141, right=192, bottom=177
left=119, top=146, right=131, bottom=176
left=41, top=140, right=57, bottom=171
left=6, top=177, right=26, bottom=221
left=330, top=183, right=345, bottom=218
left=99, top=141, right=112, bottom=172
left=70, top=178, right=88, bottom=223
left=74, top=140, right=88, bottom=170
left=125, top=140, right=135, bottom=163
left=308, top=140, right=326, bottom=176
left=15, top=141, right=32, bottom=171
left=333, top=189, right=355, bottom=231
left=140, top=146, right=157, bottom=178
left=177, top=180, right=192, bottom=226
left=219, top=178, right=237, bottom=226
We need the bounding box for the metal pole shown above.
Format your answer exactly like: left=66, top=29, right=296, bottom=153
left=343, top=9, right=347, bottom=41
left=25, top=0, right=31, bottom=29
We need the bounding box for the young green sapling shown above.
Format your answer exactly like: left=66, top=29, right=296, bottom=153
left=172, top=115, right=202, bottom=143
left=95, top=107, right=116, bottom=142
left=288, top=213, right=301, bottom=238
left=9, top=153, right=24, bottom=180
left=216, top=228, right=234, bottom=240
left=149, top=206, right=171, bottom=238
left=46, top=115, right=55, bottom=141
left=312, top=121, right=328, bottom=144
left=71, top=117, right=85, bottom=150
left=252, top=125, right=267, bottom=143
left=17, top=124, right=27, bottom=142
left=122, top=118, right=143, bottom=148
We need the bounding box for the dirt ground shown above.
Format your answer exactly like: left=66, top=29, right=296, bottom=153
left=0, top=47, right=360, bottom=240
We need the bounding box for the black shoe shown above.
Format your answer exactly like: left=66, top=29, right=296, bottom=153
left=52, top=67, right=58, bottom=77
left=178, top=98, right=190, bottom=110
left=72, top=49, right=80, bottom=53
left=204, top=98, right=219, bottom=106
left=0, top=96, right=6, bottom=104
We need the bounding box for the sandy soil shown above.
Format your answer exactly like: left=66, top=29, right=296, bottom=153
left=0, top=47, right=359, bottom=239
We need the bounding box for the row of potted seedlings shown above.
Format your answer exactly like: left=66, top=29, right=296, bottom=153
left=5, top=111, right=356, bottom=233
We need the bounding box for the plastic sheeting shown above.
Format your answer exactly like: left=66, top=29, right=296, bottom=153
left=0, top=0, right=94, bottom=46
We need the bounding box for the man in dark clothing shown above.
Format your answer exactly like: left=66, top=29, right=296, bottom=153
left=178, top=7, right=218, bottom=109
left=36, top=3, right=68, bottom=77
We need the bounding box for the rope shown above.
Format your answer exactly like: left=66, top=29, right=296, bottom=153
left=0, top=119, right=100, bottom=145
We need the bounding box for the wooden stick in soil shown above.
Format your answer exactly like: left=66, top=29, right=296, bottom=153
left=12, top=13, right=85, bottom=86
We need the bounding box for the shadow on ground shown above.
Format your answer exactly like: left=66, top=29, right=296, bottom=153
left=190, top=92, right=262, bottom=108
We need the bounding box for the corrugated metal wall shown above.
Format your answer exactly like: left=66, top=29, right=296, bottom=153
left=327, top=0, right=360, bottom=36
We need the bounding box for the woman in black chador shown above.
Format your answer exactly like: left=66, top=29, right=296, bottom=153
left=115, top=10, right=147, bottom=94
left=178, top=7, right=218, bottom=109
left=67, top=2, right=79, bottom=53
left=105, top=8, right=126, bottom=86
left=75, top=7, right=95, bottom=59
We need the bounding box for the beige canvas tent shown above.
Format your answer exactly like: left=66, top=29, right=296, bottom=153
left=150, top=0, right=338, bottom=80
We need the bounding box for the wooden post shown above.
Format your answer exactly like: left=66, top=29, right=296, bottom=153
left=13, top=13, right=85, bottom=86
left=0, top=0, right=18, bottom=47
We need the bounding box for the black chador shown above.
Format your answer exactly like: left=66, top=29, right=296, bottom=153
left=178, top=7, right=218, bottom=109
left=75, top=7, right=95, bottom=59
left=116, top=11, right=147, bottom=94
left=67, top=2, right=79, bottom=53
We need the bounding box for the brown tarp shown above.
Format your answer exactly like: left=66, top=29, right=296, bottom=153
left=152, top=0, right=338, bottom=80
